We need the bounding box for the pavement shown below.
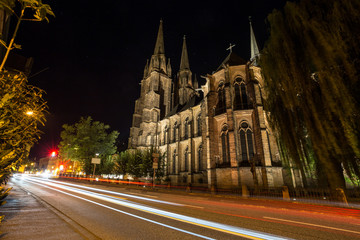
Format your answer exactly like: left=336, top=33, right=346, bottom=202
left=0, top=181, right=93, bottom=240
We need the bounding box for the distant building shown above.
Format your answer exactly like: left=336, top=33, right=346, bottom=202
left=128, top=20, right=284, bottom=189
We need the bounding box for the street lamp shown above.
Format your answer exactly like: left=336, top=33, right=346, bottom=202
left=26, top=111, right=34, bottom=116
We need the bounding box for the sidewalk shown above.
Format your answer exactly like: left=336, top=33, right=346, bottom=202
left=0, top=181, right=89, bottom=240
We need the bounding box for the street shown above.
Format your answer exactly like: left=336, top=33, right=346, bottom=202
left=3, top=175, right=360, bottom=240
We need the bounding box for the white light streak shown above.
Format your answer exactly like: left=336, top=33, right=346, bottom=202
left=34, top=177, right=180, bottom=206
left=24, top=177, right=289, bottom=240
left=27, top=180, right=215, bottom=240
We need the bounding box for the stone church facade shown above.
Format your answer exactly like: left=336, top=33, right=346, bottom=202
left=129, top=20, right=284, bottom=189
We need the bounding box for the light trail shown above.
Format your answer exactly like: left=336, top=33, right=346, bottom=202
left=23, top=177, right=289, bottom=240
left=263, top=217, right=360, bottom=235
left=26, top=180, right=215, bottom=240
left=34, top=177, right=180, bottom=206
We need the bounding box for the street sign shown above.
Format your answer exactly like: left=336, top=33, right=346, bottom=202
left=153, top=162, right=158, bottom=169
left=91, top=158, right=101, bottom=164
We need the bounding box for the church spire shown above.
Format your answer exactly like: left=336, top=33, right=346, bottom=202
left=249, top=16, right=260, bottom=65
left=153, top=19, right=165, bottom=55
left=180, top=35, right=190, bottom=70
left=143, top=59, right=149, bottom=78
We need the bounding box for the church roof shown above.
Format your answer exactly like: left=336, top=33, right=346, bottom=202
left=165, top=93, right=203, bottom=118
left=215, top=52, right=247, bottom=72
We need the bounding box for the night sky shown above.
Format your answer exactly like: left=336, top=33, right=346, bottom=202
left=14, top=0, right=287, bottom=158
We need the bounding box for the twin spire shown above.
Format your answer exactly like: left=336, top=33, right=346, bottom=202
left=153, top=19, right=165, bottom=55
left=153, top=20, right=190, bottom=71
left=148, top=18, right=259, bottom=77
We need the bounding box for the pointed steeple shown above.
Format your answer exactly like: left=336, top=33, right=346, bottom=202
left=153, top=19, right=165, bottom=55
left=180, top=35, right=190, bottom=70
left=249, top=16, right=260, bottom=65
left=143, top=59, right=149, bottom=78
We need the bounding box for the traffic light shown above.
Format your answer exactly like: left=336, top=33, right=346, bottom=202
left=51, top=151, right=57, bottom=157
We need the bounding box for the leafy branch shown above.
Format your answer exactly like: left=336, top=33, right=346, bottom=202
left=0, top=0, right=55, bottom=72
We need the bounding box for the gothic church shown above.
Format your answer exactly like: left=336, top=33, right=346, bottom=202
left=128, top=20, right=284, bottom=189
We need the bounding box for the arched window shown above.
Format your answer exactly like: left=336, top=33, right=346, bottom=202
left=173, top=122, right=178, bottom=142
left=221, top=125, right=230, bottom=164
left=198, top=144, right=202, bottom=171
left=184, top=146, right=189, bottom=171
left=184, top=118, right=189, bottom=139
left=197, top=114, right=202, bottom=137
left=234, top=78, right=250, bottom=110
left=172, top=149, right=176, bottom=174
left=216, top=82, right=226, bottom=114
left=239, top=121, right=255, bottom=164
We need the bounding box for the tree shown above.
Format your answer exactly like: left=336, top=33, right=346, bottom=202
left=260, top=0, right=360, bottom=192
left=113, top=151, right=130, bottom=175
left=58, top=116, right=119, bottom=175
left=0, top=0, right=53, bottom=223
left=0, top=0, right=54, bottom=71
left=114, top=147, right=166, bottom=181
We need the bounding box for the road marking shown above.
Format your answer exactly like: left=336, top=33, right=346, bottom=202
left=182, top=204, right=204, bottom=209
left=128, top=192, right=159, bottom=198
left=263, top=216, right=360, bottom=235
left=102, top=193, right=127, bottom=200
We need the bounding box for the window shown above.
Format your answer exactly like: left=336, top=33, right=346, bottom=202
left=234, top=78, right=250, bottom=110
left=172, top=149, right=176, bottom=174
left=184, top=146, right=189, bottom=171
left=197, top=114, right=202, bottom=136
left=184, top=118, right=189, bottom=139
left=239, top=121, right=255, bottom=164
left=198, top=144, right=202, bottom=171
left=173, top=122, right=178, bottom=142
left=221, top=125, right=230, bottom=164
left=216, top=82, right=226, bottom=115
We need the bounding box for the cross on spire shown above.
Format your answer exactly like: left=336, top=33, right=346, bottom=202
left=226, top=43, right=236, bottom=53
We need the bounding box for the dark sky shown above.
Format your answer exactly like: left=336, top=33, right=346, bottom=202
left=15, top=0, right=287, bottom=158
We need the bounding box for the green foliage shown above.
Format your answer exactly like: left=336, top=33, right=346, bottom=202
left=0, top=71, right=47, bottom=184
left=0, top=0, right=55, bottom=71
left=260, top=0, right=360, bottom=190
left=98, top=155, right=115, bottom=174
left=0, top=0, right=52, bottom=225
left=58, top=116, right=119, bottom=175
left=115, top=148, right=167, bottom=180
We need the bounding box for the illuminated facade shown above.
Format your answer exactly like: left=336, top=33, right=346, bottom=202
left=128, top=20, right=284, bottom=189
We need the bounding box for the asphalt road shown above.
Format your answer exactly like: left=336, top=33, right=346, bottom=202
left=7, top=175, right=360, bottom=240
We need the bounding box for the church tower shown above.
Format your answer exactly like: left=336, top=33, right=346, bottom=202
left=177, top=36, right=193, bottom=105
left=128, top=20, right=173, bottom=148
